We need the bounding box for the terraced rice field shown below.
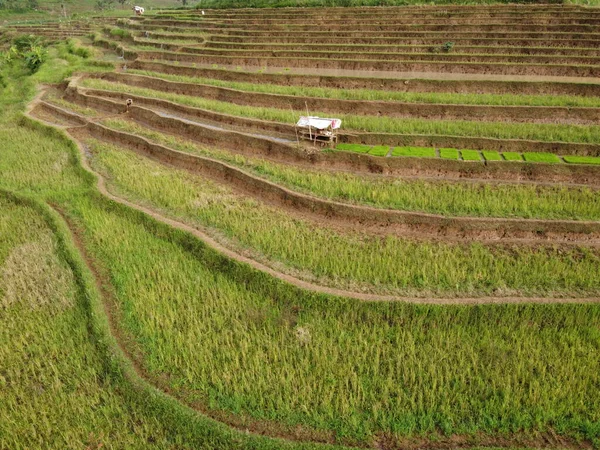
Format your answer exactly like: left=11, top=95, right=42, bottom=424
left=3, top=3, right=600, bottom=450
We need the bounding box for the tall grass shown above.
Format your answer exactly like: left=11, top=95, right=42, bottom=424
left=68, top=189, right=600, bottom=445
left=81, top=79, right=600, bottom=144
left=86, top=138, right=600, bottom=297
left=0, top=197, right=198, bottom=449
left=130, top=69, right=600, bottom=108
left=102, top=118, right=600, bottom=221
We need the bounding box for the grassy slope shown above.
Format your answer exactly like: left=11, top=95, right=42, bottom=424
left=0, top=41, right=346, bottom=450
left=86, top=138, right=600, bottom=297
left=0, top=197, right=200, bottom=450
left=1, top=34, right=600, bottom=449
left=66, top=185, right=600, bottom=444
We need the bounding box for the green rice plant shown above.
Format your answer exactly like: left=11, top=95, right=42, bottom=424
left=80, top=79, right=600, bottom=145
left=85, top=137, right=600, bottom=297
left=563, top=155, right=600, bottom=165
left=335, top=142, right=370, bottom=153
left=482, top=151, right=502, bottom=161
left=391, top=146, right=435, bottom=158
left=460, top=149, right=481, bottom=161
left=502, top=152, right=524, bottom=161
left=367, top=145, right=389, bottom=157
left=523, top=152, right=562, bottom=164
left=439, top=148, right=459, bottom=159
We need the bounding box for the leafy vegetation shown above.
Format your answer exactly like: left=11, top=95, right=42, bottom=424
left=440, top=148, right=459, bottom=159
left=502, top=152, right=523, bottom=162
left=367, top=145, right=389, bottom=156
left=563, top=155, right=600, bottom=165
left=461, top=149, right=481, bottom=161
left=482, top=151, right=502, bottom=161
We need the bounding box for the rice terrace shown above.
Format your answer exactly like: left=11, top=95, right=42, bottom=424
left=2, top=0, right=600, bottom=448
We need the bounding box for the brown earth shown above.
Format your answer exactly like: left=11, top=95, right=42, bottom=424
left=135, top=50, right=600, bottom=77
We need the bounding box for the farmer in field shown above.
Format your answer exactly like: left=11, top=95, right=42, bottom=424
left=133, top=6, right=145, bottom=16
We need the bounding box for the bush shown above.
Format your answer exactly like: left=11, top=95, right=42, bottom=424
left=23, top=46, right=46, bottom=73
left=66, top=39, right=91, bottom=58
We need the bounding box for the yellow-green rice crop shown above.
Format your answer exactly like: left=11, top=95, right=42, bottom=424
left=86, top=138, right=600, bottom=297
left=0, top=197, right=196, bottom=449
left=66, top=191, right=600, bottom=445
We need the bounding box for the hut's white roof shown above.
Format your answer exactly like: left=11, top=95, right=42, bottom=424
left=297, top=116, right=341, bottom=130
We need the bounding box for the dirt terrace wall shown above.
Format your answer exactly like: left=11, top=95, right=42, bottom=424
left=95, top=72, right=600, bottom=126
left=209, top=35, right=600, bottom=48
left=177, top=47, right=600, bottom=66
left=83, top=121, right=600, bottom=244
left=136, top=51, right=600, bottom=77
left=130, top=60, right=600, bottom=97
left=203, top=42, right=600, bottom=57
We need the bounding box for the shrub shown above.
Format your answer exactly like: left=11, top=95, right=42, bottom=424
left=23, top=46, right=46, bottom=73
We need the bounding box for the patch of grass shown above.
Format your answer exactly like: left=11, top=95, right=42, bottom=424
left=439, top=148, right=459, bottom=159
left=523, top=152, right=562, bottom=164
left=502, top=152, right=523, bottom=161
left=367, top=145, right=389, bottom=156
left=563, top=155, right=600, bottom=165
left=335, top=142, right=370, bottom=153
left=482, top=151, right=502, bottom=161
left=460, top=149, right=481, bottom=161
left=391, top=146, right=436, bottom=158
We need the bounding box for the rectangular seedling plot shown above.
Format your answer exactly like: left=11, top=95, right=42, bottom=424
left=482, top=151, right=502, bottom=161
left=562, top=155, right=600, bottom=165
left=336, top=143, right=371, bottom=153
left=523, top=152, right=561, bottom=164
left=368, top=145, right=391, bottom=157
left=439, top=148, right=459, bottom=159
left=502, top=152, right=523, bottom=161
left=460, top=149, right=481, bottom=161
left=391, top=146, right=436, bottom=158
